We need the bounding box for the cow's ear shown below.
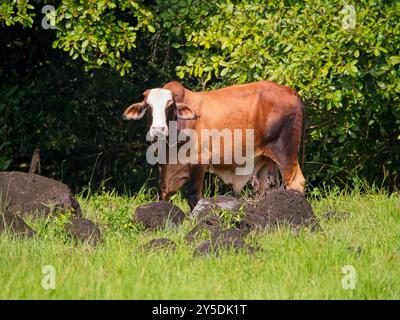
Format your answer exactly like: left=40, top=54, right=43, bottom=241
left=123, top=102, right=147, bottom=120
left=176, top=103, right=198, bottom=120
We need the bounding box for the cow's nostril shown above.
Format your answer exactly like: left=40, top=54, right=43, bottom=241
left=151, top=126, right=168, bottom=136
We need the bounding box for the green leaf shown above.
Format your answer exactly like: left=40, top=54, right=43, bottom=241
left=147, top=25, right=155, bottom=33
left=389, top=56, right=400, bottom=65
left=220, top=68, right=229, bottom=77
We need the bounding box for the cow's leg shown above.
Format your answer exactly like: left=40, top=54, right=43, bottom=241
left=259, top=158, right=279, bottom=191
left=187, top=165, right=206, bottom=210
left=158, top=165, right=169, bottom=201
left=252, top=157, right=278, bottom=196
left=278, top=160, right=305, bottom=194
left=266, top=147, right=304, bottom=194
left=265, top=107, right=305, bottom=194
left=265, top=141, right=305, bottom=194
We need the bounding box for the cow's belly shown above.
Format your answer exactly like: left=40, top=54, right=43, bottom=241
left=207, top=156, right=267, bottom=194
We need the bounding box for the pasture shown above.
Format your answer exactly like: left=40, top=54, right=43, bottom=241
left=1, top=187, right=399, bottom=299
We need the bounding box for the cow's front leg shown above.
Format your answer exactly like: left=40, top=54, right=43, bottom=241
left=187, top=165, right=206, bottom=210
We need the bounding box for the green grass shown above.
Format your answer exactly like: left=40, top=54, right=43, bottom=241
left=0, top=187, right=399, bottom=299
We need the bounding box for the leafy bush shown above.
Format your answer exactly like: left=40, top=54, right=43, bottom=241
left=1, top=0, right=399, bottom=191
left=161, top=0, right=400, bottom=188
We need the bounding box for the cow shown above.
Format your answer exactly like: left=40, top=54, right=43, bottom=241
left=123, top=80, right=305, bottom=209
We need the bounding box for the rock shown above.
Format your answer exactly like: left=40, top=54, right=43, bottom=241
left=191, top=195, right=244, bottom=220
left=211, top=228, right=248, bottom=243
left=0, top=211, right=35, bottom=237
left=143, top=238, right=177, bottom=251
left=133, top=201, right=185, bottom=230
left=242, top=189, right=318, bottom=231
left=0, top=172, right=82, bottom=218
left=346, top=246, right=362, bottom=257
left=193, top=240, right=213, bottom=256
left=64, top=217, right=101, bottom=245
left=192, top=226, right=252, bottom=256
left=215, top=237, right=246, bottom=251
left=185, top=215, right=222, bottom=244
left=238, top=212, right=268, bottom=232
left=323, top=211, right=350, bottom=221
left=193, top=236, right=256, bottom=257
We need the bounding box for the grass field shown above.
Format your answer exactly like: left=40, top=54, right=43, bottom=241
left=0, top=186, right=399, bottom=299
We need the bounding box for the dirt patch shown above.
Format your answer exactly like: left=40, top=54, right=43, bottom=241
left=0, top=211, right=35, bottom=238
left=191, top=195, right=245, bottom=220
left=240, top=189, right=318, bottom=231
left=64, top=217, right=101, bottom=245
left=133, top=201, right=185, bottom=230
left=0, top=172, right=82, bottom=218
left=143, top=238, right=177, bottom=251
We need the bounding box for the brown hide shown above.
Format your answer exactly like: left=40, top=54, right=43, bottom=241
left=157, top=81, right=305, bottom=208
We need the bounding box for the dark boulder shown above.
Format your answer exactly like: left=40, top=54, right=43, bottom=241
left=64, top=217, right=101, bottom=245
left=0, top=172, right=82, bottom=218
left=193, top=235, right=256, bottom=257
left=240, top=189, right=318, bottom=231
left=185, top=215, right=222, bottom=244
left=0, top=211, right=35, bottom=238
left=323, top=211, right=351, bottom=221
left=133, top=201, right=185, bottom=230
left=192, top=224, right=252, bottom=256
left=143, top=238, right=177, bottom=251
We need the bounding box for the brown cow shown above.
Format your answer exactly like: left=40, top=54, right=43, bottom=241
left=123, top=80, right=305, bottom=209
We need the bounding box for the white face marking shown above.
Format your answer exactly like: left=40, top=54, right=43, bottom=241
left=147, top=88, right=172, bottom=138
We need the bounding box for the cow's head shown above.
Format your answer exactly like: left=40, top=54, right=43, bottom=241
left=123, top=88, right=197, bottom=140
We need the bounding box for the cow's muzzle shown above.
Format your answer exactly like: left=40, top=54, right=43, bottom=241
left=150, top=126, right=168, bottom=140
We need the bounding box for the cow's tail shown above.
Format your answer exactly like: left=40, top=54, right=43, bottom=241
left=299, top=98, right=306, bottom=170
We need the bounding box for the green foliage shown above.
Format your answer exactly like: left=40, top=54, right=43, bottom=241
left=160, top=0, right=400, bottom=187
left=0, top=2, right=175, bottom=192
left=1, top=0, right=399, bottom=190
left=53, top=0, right=154, bottom=76
left=1, top=190, right=400, bottom=298
left=0, top=0, right=35, bottom=27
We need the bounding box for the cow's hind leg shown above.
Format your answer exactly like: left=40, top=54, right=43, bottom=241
left=265, top=150, right=304, bottom=194
left=264, top=123, right=305, bottom=194
left=252, top=157, right=279, bottom=197
left=280, top=161, right=305, bottom=194
left=187, top=165, right=206, bottom=210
